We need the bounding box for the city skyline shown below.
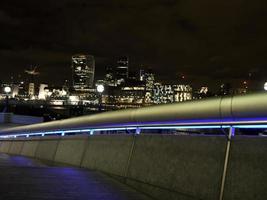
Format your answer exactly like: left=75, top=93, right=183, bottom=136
left=0, top=53, right=264, bottom=92
left=1, top=0, right=267, bottom=90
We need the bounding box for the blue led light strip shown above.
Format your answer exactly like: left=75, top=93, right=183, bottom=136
left=1, top=122, right=267, bottom=139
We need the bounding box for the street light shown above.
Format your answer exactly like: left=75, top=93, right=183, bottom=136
left=96, top=84, right=105, bottom=93
left=96, top=84, right=104, bottom=111
left=3, top=86, right=11, bottom=113
left=4, top=86, right=11, bottom=94
left=264, top=82, right=267, bottom=91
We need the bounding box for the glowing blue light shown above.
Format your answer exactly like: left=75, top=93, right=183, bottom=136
left=2, top=117, right=267, bottom=139
left=230, top=126, right=235, bottom=137
left=233, top=125, right=267, bottom=129
left=92, top=127, right=136, bottom=132
left=64, top=130, right=81, bottom=133
left=140, top=125, right=230, bottom=130
left=135, top=128, right=141, bottom=134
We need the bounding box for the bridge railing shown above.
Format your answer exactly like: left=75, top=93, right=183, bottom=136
left=1, top=92, right=267, bottom=138
left=1, top=93, right=267, bottom=200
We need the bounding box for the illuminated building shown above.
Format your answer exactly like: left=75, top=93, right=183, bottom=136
left=104, top=66, right=116, bottom=86
left=102, top=78, right=146, bottom=109
left=199, top=87, right=208, bottom=94
left=140, top=69, right=155, bottom=104
left=194, top=86, right=210, bottom=99
left=116, top=56, right=129, bottom=84
left=28, top=83, right=35, bottom=97
left=72, top=54, right=95, bottom=91
left=44, top=86, right=68, bottom=99
left=38, top=84, right=49, bottom=100
left=153, top=83, right=192, bottom=104
left=173, top=85, right=192, bottom=102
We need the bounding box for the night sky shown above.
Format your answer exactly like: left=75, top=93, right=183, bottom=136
left=1, top=0, right=267, bottom=90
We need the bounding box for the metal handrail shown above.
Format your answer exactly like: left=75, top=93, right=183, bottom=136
left=1, top=92, right=267, bottom=138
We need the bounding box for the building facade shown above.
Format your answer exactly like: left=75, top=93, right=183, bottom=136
left=72, top=54, right=95, bottom=91
left=116, top=56, right=129, bottom=85
left=153, top=83, right=192, bottom=104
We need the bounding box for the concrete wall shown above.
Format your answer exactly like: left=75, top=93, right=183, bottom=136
left=0, top=134, right=266, bottom=200
left=35, top=138, right=60, bottom=161
left=223, top=136, right=267, bottom=200
left=0, top=140, right=12, bottom=153
left=54, top=136, right=88, bottom=166
left=126, top=135, right=226, bottom=200
left=21, top=140, right=40, bottom=157
left=9, top=141, right=24, bottom=155
left=81, top=135, right=134, bottom=177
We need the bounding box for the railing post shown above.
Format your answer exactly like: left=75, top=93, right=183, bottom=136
left=219, top=126, right=235, bottom=200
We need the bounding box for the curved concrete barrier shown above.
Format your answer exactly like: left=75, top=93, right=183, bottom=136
left=81, top=135, right=134, bottom=177
left=223, top=136, right=267, bottom=200
left=54, top=135, right=88, bottom=166
left=0, top=140, right=12, bottom=153
left=9, top=141, right=24, bottom=155
left=1, top=134, right=267, bottom=200
left=35, top=137, right=60, bottom=161
left=21, top=140, right=40, bottom=157
left=126, top=135, right=226, bottom=200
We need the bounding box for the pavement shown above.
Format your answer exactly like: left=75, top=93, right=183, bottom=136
left=0, top=153, right=152, bottom=200
left=0, top=123, right=23, bottom=130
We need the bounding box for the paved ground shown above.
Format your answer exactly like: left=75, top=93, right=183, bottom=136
left=0, top=123, right=24, bottom=130
left=0, top=153, right=152, bottom=200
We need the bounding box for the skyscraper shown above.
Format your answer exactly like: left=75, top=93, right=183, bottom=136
left=72, top=54, right=95, bottom=90
left=140, top=69, right=155, bottom=104
left=116, top=56, right=129, bottom=84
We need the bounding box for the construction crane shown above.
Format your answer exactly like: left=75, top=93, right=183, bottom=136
left=25, top=66, right=40, bottom=76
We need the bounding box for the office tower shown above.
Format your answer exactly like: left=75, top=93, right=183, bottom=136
left=72, top=54, right=95, bottom=90
left=140, top=69, right=155, bottom=104
left=116, top=56, right=129, bottom=84
left=104, top=66, right=116, bottom=86
left=28, top=83, right=35, bottom=97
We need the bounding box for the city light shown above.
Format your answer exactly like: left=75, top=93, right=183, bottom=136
left=4, top=86, right=11, bottom=93
left=96, top=84, right=105, bottom=93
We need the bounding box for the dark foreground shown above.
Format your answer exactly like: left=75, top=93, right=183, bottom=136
left=0, top=153, right=151, bottom=200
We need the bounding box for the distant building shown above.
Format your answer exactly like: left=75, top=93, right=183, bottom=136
left=116, top=56, right=129, bottom=85
left=218, top=83, right=232, bottom=96
left=104, top=66, right=116, bottom=86
left=140, top=69, right=155, bottom=104
left=194, top=86, right=211, bottom=99
left=102, top=78, right=146, bottom=109
left=28, top=83, right=35, bottom=97
left=72, top=54, right=95, bottom=91
left=38, top=84, right=49, bottom=100
left=44, top=86, right=68, bottom=99
left=153, top=83, right=192, bottom=104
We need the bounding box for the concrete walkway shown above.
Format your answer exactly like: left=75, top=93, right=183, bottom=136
left=0, top=153, right=152, bottom=200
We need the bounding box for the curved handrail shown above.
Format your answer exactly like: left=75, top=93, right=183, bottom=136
left=1, top=92, right=267, bottom=136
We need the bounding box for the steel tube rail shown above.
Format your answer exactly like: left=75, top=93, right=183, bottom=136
left=1, top=92, right=267, bottom=137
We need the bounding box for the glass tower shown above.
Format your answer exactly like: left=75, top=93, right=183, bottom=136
left=72, top=55, right=95, bottom=90
left=116, top=56, right=129, bottom=84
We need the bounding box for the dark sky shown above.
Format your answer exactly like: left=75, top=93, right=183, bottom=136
left=1, top=0, right=267, bottom=90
